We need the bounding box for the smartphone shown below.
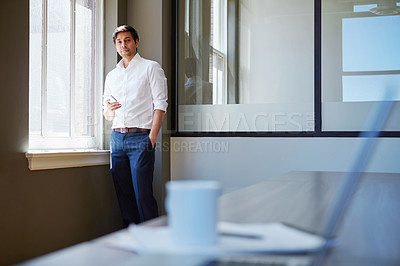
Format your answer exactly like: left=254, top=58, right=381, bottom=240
left=104, top=94, right=118, bottom=103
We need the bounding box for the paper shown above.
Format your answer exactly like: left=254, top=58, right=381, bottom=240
left=104, top=222, right=326, bottom=255
left=217, top=222, right=325, bottom=253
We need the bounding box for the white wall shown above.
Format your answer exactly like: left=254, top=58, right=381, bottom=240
left=171, top=137, right=400, bottom=194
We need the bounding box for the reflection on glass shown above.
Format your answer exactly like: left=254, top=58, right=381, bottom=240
left=353, top=4, right=378, bottom=13
left=239, top=0, right=314, bottom=105
left=343, top=75, right=400, bottom=102
left=184, top=57, right=213, bottom=104
left=322, top=0, right=400, bottom=131
left=178, top=0, right=314, bottom=132
left=342, top=16, right=400, bottom=72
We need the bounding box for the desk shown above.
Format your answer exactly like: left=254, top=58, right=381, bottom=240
left=20, top=171, right=400, bottom=266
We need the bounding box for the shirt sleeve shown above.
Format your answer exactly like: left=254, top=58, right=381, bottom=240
left=148, top=62, right=168, bottom=112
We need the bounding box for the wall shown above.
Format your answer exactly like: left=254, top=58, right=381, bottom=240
left=171, top=137, right=400, bottom=194
left=126, top=0, right=172, bottom=215
left=0, top=1, right=123, bottom=265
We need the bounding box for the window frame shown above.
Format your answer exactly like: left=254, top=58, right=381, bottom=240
left=171, top=0, right=400, bottom=138
left=28, top=0, right=105, bottom=151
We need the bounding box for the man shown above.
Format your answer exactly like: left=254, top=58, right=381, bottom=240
left=184, top=57, right=212, bottom=104
left=103, top=25, right=168, bottom=226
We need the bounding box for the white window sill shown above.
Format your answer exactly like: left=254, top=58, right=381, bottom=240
left=26, top=150, right=110, bottom=171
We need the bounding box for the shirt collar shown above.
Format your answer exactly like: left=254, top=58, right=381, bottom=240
left=116, top=53, right=142, bottom=69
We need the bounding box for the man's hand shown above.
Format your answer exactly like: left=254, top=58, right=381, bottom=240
left=148, top=133, right=157, bottom=148
left=104, top=99, right=121, bottom=121
left=148, top=109, right=166, bottom=148
left=106, top=99, right=121, bottom=111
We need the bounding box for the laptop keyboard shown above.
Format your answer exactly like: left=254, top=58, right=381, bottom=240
left=206, top=260, right=286, bottom=266
left=202, top=255, right=311, bottom=266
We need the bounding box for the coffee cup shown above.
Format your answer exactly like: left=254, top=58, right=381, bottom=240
left=166, top=180, right=221, bottom=246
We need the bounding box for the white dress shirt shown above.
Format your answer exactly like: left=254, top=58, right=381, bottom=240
left=104, top=53, right=168, bottom=129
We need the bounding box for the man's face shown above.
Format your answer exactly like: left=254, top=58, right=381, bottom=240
left=115, top=31, right=138, bottom=59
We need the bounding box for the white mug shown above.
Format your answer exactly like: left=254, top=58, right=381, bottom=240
left=166, top=180, right=221, bottom=246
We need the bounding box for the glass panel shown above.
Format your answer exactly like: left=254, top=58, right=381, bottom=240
left=46, top=0, right=71, bottom=137
left=178, top=0, right=315, bottom=132
left=29, top=0, right=42, bottom=136
left=29, top=0, right=100, bottom=150
left=238, top=0, right=314, bottom=105
left=342, top=16, right=400, bottom=72
left=75, top=0, right=95, bottom=137
left=322, top=0, right=400, bottom=131
left=343, top=75, right=400, bottom=102
left=182, top=0, right=214, bottom=105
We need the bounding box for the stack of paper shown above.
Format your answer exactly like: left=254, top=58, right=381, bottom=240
left=104, top=222, right=326, bottom=255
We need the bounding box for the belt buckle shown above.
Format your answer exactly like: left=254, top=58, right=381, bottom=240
left=121, top=128, right=127, bottom=133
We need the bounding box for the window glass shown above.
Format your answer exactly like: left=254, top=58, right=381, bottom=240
left=322, top=0, right=400, bottom=131
left=178, top=0, right=315, bottom=132
left=343, top=75, right=400, bottom=102
left=29, top=0, right=42, bottom=136
left=29, top=0, right=101, bottom=149
left=46, top=0, right=71, bottom=137
left=74, top=0, right=95, bottom=137
left=342, top=16, right=400, bottom=72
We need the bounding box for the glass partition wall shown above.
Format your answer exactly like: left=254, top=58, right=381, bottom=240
left=177, top=0, right=315, bottom=132
left=176, top=0, right=400, bottom=134
left=322, top=0, right=400, bottom=132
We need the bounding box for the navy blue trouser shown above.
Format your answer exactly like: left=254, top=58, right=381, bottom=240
left=110, top=130, right=159, bottom=226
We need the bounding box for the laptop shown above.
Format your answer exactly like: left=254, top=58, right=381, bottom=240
left=202, top=95, right=395, bottom=266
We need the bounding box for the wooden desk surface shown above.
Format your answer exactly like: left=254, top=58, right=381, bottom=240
left=21, top=171, right=400, bottom=266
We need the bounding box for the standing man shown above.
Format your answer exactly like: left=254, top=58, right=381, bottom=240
left=103, top=25, right=168, bottom=226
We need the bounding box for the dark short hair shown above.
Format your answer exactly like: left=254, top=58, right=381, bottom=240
left=112, top=25, right=139, bottom=44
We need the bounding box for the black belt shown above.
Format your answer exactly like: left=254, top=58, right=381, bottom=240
left=113, top=127, right=150, bottom=133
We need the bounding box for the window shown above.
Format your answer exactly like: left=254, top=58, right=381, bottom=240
left=177, top=0, right=314, bottom=132
left=322, top=0, right=400, bottom=132
left=342, top=15, right=400, bottom=102
left=175, top=0, right=400, bottom=135
left=29, top=0, right=103, bottom=150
